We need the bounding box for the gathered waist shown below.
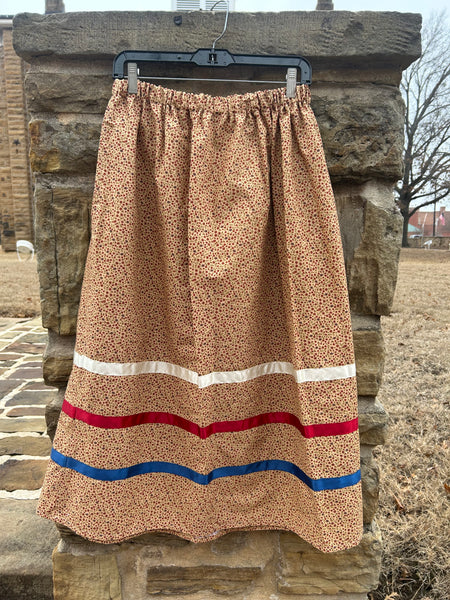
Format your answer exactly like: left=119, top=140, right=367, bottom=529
left=112, top=78, right=311, bottom=113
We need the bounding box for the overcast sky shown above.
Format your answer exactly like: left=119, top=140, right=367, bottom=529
left=1, top=0, right=448, bottom=17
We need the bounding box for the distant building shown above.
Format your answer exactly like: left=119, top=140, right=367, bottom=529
left=0, top=1, right=64, bottom=252
left=0, top=17, right=34, bottom=251
left=408, top=207, right=450, bottom=238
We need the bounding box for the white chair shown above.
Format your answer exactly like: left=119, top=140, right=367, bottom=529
left=423, top=240, right=432, bottom=250
left=16, top=240, right=35, bottom=261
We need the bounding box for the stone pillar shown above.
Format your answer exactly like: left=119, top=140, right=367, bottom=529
left=0, top=21, right=33, bottom=251
left=13, top=10, right=421, bottom=600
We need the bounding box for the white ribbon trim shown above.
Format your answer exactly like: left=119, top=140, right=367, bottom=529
left=73, top=351, right=356, bottom=389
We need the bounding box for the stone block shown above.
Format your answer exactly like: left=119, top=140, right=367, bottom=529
left=336, top=181, right=403, bottom=315
left=3, top=341, right=45, bottom=355
left=25, top=66, right=112, bottom=115
left=53, top=544, right=122, bottom=600
left=43, top=330, right=75, bottom=386
left=353, top=328, right=385, bottom=396
left=0, top=499, right=58, bottom=600
left=351, top=316, right=385, bottom=397
left=34, top=178, right=92, bottom=334
left=0, top=417, right=47, bottom=433
left=29, top=117, right=102, bottom=174
left=313, top=88, right=405, bottom=182
left=13, top=12, right=421, bottom=70
left=336, top=187, right=364, bottom=273
left=0, top=458, right=48, bottom=490
left=278, top=520, right=382, bottom=595
left=119, top=531, right=278, bottom=600
left=4, top=367, right=42, bottom=380
left=45, top=385, right=65, bottom=442
left=0, top=379, right=20, bottom=395
left=5, top=390, right=57, bottom=406
left=145, top=565, right=262, bottom=596
left=361, top=451, right=380, bottom=524
left=358, top=398, right=389, bottom=446
left=0, top=435, right=51, bottom=456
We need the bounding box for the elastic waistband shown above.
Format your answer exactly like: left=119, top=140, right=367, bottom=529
left=112, top=79, right=311, bottom=112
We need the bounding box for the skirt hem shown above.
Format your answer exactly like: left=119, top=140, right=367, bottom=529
left=36, top=507, right=364, bottom=554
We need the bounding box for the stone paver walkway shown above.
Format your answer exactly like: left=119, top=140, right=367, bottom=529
left=0, top=316, right=59, bottom=600
left=0, top=316, right=57, bottom=499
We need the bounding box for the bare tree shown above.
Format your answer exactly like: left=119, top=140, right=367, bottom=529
left=396, top=12, right=450, bottom=246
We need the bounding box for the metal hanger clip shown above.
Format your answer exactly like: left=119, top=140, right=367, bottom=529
left=114, top=0, right=311, bottom=97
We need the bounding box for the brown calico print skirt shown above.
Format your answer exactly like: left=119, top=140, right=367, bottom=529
left=37, top=79, right=363, bottom=553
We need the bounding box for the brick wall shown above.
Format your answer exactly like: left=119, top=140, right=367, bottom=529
left=0, top=24, right=33, bottom=252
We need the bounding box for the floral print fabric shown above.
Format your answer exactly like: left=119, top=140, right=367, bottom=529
left=37, top=80, right=363, bottom=552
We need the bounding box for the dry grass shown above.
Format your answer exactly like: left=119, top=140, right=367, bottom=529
left=0, top=249, right=41, bottom=317
left=0, top=246, right=448, bottom=598
left=372, top=248, right=450, bottom=600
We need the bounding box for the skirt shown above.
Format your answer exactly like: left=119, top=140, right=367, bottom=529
left=37, top=79, right=363, bottom=553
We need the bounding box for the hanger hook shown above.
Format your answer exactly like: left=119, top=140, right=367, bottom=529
left=210, top=0, right=229, bottom=52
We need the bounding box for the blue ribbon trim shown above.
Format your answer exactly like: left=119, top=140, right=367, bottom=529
left=51, top=448, right=361, bottom=492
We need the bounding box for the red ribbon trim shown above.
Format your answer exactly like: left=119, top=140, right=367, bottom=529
left=62, top=399, right=358, bottom=439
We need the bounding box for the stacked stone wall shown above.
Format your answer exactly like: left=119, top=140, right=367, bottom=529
left=13, top=10, right=421, bottom=600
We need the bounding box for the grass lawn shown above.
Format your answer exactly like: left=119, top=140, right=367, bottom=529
left=372, top=248, right=449, bottom=600
left=0, top=249, right=41, bottom=318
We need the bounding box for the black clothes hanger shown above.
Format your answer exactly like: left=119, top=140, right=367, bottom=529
left=112, top=1, right=312, bottom=97
left=113, top=50, right=312, bottom=96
